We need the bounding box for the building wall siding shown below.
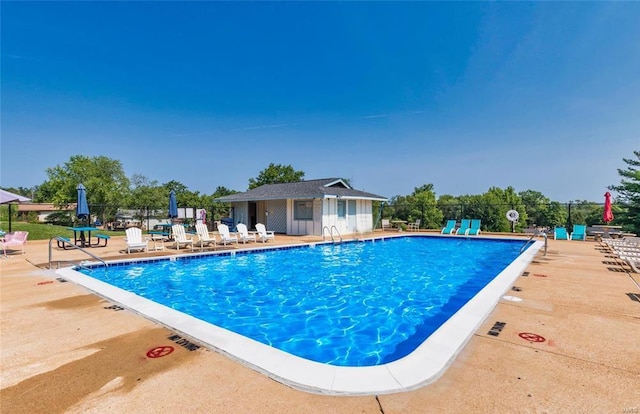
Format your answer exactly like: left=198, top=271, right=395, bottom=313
left=265, top=199, right=287, bottom=233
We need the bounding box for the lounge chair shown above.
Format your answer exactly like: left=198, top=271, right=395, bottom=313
left=195, top=223, right=217, bottom=250
left=1, top=231, right=28, bottom=256
left=217, top=223, right=238, bottom=245
left=406, top=219, right=421, bottom=231
left=236, top=223, right=256, bottom=244
left=125, top=227, right=148, bottom=254
left=172, top=224, right=194, bottom=251
left=381, top=219, right=392, bottom=231
left=455, top=219, right=471, bottom=235
left=467, top=219, right=482, bottom=236
left=570, top=224, right=587, bottom=241
left=255, top=223, right=275, bottom=243
left=441, top=220, right=456, bottom=234
left=554, top=227, right=569, bottom=240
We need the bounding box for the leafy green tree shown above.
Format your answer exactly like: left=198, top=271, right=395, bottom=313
left=127, top=174, right=165, bottom=223
left=211, top=186, right=238, bottom=221
left=39, top=155, right=130, bottom=224
left=609, top=150, right=640, bottom=234
left=248, top=163, right=305, bottom=190
left=437, top=194, right=461, bottom=223
left=403, top=184, right=443, bottom=229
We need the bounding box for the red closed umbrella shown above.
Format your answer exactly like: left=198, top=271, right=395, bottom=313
left=603, top=192, right=614, bottom=223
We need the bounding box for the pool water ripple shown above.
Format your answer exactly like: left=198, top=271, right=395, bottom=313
left=80, top=236, right=527, bottom=367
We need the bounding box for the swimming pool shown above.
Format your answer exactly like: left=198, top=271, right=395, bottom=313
left=57, top=235, right=542, bottom=394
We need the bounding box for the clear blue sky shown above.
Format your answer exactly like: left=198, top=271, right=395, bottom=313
left=2, top=2, right=638, bottom=202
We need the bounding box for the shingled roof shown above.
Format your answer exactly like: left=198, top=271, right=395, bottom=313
left=214, top=178, right=387, bottom=202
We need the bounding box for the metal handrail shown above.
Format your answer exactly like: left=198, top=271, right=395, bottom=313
left=521, top=230, right=547, bottom=256
left=322, top=226, right=343, bottom=243
left=49, top=237, right=108, bottom=269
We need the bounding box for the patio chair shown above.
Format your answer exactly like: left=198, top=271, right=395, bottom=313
left=570, top=224, right=587, bottom=241
left=1, top=231, right=29, bottom=256
left=441, top=220, right=456, bottom=234
left=554, top=227, right=569, bottom=240
left=172, top=224, right=194, bottom=251
left=381, top=219, right=392, bottom=231
left=217, top=223, right=239, bottom=246
left=195, top=223, right=217, bottom=250
left=455, top=219, right=471, bottom=235
left=255, top=223, right=275, bottom=243
left=124, top=227, right=148, bottom=254
left=406, top=219, right=421, bottom=231
left=467, top=219, right=482, bottom=236
left=236, top=223, right=256, bottom=244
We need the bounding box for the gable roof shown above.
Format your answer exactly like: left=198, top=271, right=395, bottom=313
left=214, top=178, right=387, bottom=202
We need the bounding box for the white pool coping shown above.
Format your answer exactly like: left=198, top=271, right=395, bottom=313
left=56, top=235, right=542, bottom=395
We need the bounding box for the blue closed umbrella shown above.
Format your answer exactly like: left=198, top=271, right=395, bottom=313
left=76, top=184, right=90, bottom=224
left=168, top=190, right=178, bottom=220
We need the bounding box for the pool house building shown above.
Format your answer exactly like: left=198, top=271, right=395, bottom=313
left=214, top=178, right=387, bottom=236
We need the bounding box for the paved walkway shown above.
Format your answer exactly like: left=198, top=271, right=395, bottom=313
left=1, top=232, right=638, bottom=413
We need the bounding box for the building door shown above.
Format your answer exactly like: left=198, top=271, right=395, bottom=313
left=347, top=200, right=357, bottom=232
left=249, top=202, right=257, bottom=230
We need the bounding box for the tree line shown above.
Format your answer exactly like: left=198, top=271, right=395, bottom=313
left=2, top=151, right=639, bottom=234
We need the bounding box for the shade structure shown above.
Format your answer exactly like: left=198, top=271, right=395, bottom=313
left=168, top=190, right=178, bottom=219
left=0, top=189, right=31, bottom=232
left=603, top=191, right=614, bottom=223
left=76, top=184, right=90, bottom=222
left=0, top=189, right=31, bottom=204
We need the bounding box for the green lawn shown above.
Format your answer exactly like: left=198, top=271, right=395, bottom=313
left=0, top=221, right=125, bottom=241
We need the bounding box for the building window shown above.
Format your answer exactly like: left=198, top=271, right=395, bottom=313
left=337, top=200, right=346, bottom=218
left=294, top=200, right=313, bottom=220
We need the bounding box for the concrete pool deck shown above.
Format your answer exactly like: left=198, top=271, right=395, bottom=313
left=1, top=231, right=639, bottom=413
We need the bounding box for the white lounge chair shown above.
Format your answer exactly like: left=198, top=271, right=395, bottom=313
left=124, top=227, right=148, bottom=254
left=195, top=223, right=217, bottom=250
left=217, top=223, right=238, bottom=245
left=255, top=223, right=275, bottom=243
left=172, top=224, right=194, bottom=251
left=1, top=231, right=28, bottom=256
left=236, top=223, right=256, bottom=244
left=406, top=219, right=421, bottom=231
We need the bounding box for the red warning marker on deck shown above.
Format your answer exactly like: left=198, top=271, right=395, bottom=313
left=533, top=274, right=548, bottom=278
left=146, top=346, right=175, bottom=358
left=518, top=332, right=546, bottom=343
left=37, top=281, right=54, bottom=285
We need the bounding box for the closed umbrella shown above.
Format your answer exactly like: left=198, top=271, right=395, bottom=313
left=0, top=189, right=31, bottom=232
left=76, top=184, right=90, bottom=224
left=603, top=191, right=614, bottom=223
left=76, top=184, right=90, bottom=246
left=168, top=190, right=178, bottom=221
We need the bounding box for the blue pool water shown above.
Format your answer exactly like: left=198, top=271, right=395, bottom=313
left=78, top=236, right=527, bottom=366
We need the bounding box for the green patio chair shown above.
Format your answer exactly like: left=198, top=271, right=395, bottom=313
left=456, top=219, right=471, bottom=235
left=441, top=220, right=457, bottom=234
left=570, top=224, right=587, bottom=241
left=554, top=227, right=569, bottom=240
left=467, top=219, right=482, bottom=236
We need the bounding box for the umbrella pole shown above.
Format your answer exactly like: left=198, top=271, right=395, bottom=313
left=8, top=204, right=12, bottom=233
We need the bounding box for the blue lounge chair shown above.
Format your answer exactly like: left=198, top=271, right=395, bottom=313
left=467, top=219, right=482, bottom=236
left=441, top=220, right=456, bottom=234
left=570, top=224, right=587, bottom=241
left=456, top=219, right=471, bottom=235
left=554, top=227, right=569, bottom=240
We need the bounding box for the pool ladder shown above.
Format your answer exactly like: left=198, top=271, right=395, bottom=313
left=322, top=225, right=343, bottom=244
left=48, top=236, right=108, bottom=270
left=521, top=230, right=547, bottom=256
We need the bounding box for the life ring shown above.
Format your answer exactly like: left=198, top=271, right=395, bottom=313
left=506, top=210, right=519, bottom=222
